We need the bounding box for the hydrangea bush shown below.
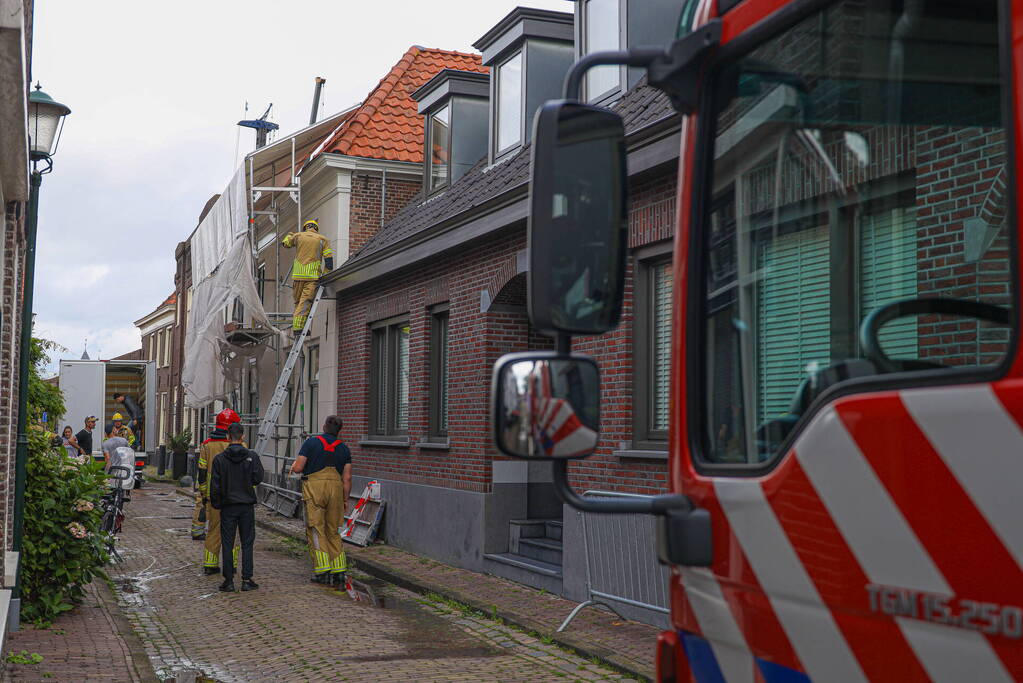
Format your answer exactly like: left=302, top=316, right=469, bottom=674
left=20, top=427, right=109, bottom=626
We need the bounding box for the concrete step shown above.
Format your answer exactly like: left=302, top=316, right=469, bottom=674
left=508, top=518, right=558, bottom=543
left=516, top=537, right=563, bottom=566
left=483, top=553, right=563, bottom=594
left=544, top=520, right=563, bottom=541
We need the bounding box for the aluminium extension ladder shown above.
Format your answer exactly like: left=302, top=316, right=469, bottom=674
left=253, top=285, right=325, bottom=457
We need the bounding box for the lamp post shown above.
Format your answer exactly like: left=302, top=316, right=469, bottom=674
left=11, top=84, right=70, bottom=624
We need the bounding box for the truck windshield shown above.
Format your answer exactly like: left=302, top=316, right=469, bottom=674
left=700, top=0, right=1011, bottom=464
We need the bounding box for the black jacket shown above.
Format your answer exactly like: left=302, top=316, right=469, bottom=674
left=210, top=444, right=264, bottom=509
left=75, top=429, right=93, bottom=455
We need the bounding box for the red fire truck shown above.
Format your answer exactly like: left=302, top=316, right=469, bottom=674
left=492, top=0, right=1020, bottom=680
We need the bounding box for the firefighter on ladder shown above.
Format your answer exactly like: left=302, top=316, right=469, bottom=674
left=290, top=415, right=351, bottom=585
left=282, top=219, right=333, bottom=337
left=198, top=409, right=242, bottom=573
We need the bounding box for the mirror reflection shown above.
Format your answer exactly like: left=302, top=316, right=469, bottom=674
left=497, top=358, right=600, bottom=458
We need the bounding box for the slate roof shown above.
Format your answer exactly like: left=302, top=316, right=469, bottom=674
left=308, top=46, right=488, bottom=164
left=342, top=81, right=674, bottom=269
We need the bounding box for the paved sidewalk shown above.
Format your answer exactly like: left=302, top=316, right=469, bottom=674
left=175, top=485, right=660, bottom=680
left=2, top=580, right=159, bottom=682
left=112, top=485, right=638, bottom=682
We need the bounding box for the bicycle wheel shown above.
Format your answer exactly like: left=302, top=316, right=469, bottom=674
left=113, top=489, right=125, bottom=534
left=100, top=507, right=116, bottom=534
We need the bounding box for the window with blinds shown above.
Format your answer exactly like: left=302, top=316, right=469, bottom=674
left=370, top=319, right=409, bottom=437
left=634, top=256, right=673, bottom=448
left=651, top=262, right=673, bottom=433
left=429, top=309, right=449, bottom=438
left=860, top=206, right=918, bottom=359
left=756, top=224, right=832, bottom=422
left=397, top=325, right=410, bottom=430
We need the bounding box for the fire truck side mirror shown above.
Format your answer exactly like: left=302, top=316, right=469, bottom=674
left=491, top=352, right=601, bottom=459
left=527, top=101, right=628, bottom=336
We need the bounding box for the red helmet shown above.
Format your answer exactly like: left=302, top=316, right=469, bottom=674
left=214, top=409, right=241, bottom=430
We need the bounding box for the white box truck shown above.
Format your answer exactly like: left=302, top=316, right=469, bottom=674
left=58, top=359, right=157, bottom=458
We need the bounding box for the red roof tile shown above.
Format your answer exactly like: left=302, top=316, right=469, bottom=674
left=310, top=47, right=488, bottom=164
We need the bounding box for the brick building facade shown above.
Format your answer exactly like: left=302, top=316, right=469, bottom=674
left=134, top=294, right=176, bottom=448
left=0, top=0, right=35, bottom=640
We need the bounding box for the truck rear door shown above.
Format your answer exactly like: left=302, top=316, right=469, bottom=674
left=58, top=360, right=105, bottom=455
left=673, top=0, right=1021, bottom=680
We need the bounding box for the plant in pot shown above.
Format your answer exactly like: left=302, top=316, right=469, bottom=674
left=167, top=429, right=192, bottom=480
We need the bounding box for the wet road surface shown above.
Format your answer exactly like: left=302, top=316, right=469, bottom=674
left=108, top=486, right=635, bottom=682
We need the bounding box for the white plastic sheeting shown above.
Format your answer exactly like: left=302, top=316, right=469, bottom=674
left=182, top=168, right=284, bottom=408
left=191, top=167, right=248, bottom=282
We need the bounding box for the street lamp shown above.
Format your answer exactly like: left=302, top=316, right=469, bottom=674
left=11, top=83, right=70, bottom=627
left=28, top=84, right=71, bottom=164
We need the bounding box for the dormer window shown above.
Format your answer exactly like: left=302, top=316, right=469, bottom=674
left=576, top=0, right=684, bottom=102
left=414, top=69, right=491, bottom=195
left=474, top=8, right=574, bottom=163
left=582, top=0, right=623, bottom=101
left=496, top=52, right=523, bottom=153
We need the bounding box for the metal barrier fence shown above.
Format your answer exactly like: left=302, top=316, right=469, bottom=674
left=558, top=490, right=670, bottom=632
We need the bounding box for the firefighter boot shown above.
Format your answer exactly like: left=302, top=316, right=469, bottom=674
left=331, top=571, right=347, bottom=588
left=204, top=566, right=220, bottom=576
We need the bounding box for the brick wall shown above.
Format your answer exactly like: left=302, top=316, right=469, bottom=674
left=348, top=174, right=421, bottom=254
left=171, top=240, right=190, bottom=436
left=1, top=203, right=25, bottom=553
left=335, top=167, right=679, bottom=498
left=914, top=127, right=1010, bottom=365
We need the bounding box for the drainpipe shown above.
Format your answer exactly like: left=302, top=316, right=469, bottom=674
left=380, top=168, right=387, bottom=228
left=309, top=77, right=326, bottom=126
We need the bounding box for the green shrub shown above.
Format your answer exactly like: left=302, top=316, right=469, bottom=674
left=20, top=428, right=109, bottom=627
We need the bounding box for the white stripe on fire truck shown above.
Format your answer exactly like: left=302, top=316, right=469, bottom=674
left=795, top=408, right=949, bottom=592
left=798, top=407, right=1012, bottom=683
left=679, top=567, right=755, bottom=683
left=714, top=479, right=867, bottom=683
left=897, top=619, right=1013, bottom=683
left=901, top=385, right=1023, bottom=571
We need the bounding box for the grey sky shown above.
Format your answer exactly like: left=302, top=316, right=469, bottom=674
left=31, top=0, right=570, bottom=374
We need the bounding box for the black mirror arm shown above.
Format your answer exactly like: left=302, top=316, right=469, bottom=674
left=551, top=460, right=692, bottom=515
left=564, top=49, right=668, bottom=100
left=647, top=19, right=722, bottom=114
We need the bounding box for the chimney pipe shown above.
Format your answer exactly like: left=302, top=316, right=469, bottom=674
left=309, top=77, right=326, bottom=125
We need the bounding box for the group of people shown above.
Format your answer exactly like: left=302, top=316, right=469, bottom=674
left=190, top=409, right=353, bottom=593
left=59, top=392, right=145, bottom=462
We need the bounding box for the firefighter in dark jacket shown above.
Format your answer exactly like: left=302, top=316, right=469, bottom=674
left=210, top=422, right=264, bottom=592
left=198, top=409, right=241, bottom=572
left=290, top=414, right=351, bottom=585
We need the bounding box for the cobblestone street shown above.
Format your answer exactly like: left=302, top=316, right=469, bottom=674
left=101, top=486, right=636, bottom=682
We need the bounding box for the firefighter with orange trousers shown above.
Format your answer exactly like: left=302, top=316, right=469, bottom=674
left=282, top=219, right=333, bottom=336
left=290, top=415, right=351, bottom=585
left=198, top=409, right=242, bottom=574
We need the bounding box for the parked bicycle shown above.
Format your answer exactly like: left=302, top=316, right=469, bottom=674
left=100, top=464, right=133, bottom=562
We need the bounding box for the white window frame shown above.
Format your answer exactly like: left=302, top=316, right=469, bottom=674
left=580, top=0, right=626, bottom=103
left=494, top=50, right=524, bottom=159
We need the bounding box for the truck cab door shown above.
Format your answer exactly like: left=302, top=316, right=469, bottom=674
left=674, top=0, right=1020, bottom=680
